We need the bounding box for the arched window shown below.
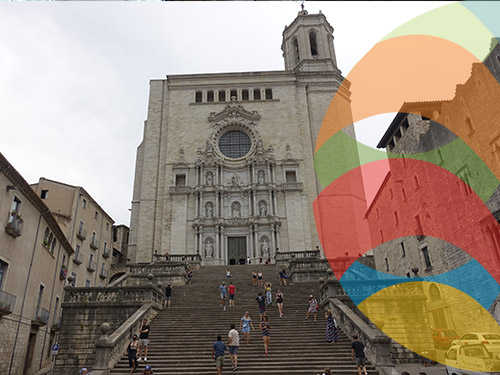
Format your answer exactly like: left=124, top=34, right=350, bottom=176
left=309, top=31, right=318, bottom=56
left=292, top=38, right=300, bottom=65
left=43, top=227, right=49, bottom=242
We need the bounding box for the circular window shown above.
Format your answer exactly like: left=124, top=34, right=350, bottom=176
left=218, top=130, right=252, bottom=159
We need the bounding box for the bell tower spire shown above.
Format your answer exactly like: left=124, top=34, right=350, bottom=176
left=281, top=10, right=338, bottom=72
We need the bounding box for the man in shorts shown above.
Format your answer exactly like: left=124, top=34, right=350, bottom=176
left=352, top=334, right=368, bottom=375
left=138, top=318, right=150, bottom=362
left=219, top=282, right=227, bottom=311
left=255, top=292, right=266, bottom=320
left=212, top=335, right=226, bottom=375
left=228, top=282, right=236, bottom=307
left=227, top=324, right=240, bottom=371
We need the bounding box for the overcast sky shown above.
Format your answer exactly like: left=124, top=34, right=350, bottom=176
left=0, top=1, right=449, bottom=225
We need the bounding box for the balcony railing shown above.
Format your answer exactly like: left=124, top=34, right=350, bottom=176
left=5, top=211, right=23, bottom=238
left=99, top=268, right=109, bottom=279
left=59, top=265, right=68, bottom=280
left=73, top=251, right=83, bottom=264
left=77, top=227, right=87, bottom=241
left=102, top=248, right=111, bottom=258
left=90, top=237, right=100, bottom=250
left=32, top=307, right=50, bottom=326
left=0, top=290, right=16, bottom=316
left=88, top=260, right=97, bottom=272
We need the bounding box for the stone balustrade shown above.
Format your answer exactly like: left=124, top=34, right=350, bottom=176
left=274, top=249, right=321, bottom=268
left=55, top=284, right=163, bottom=375
left=152, top=253, right=202, bottom=269
left=64, top=285, right=164, bottom=307
left=91, top=303, right=160, bottom=375
left=319, top=277, right=431, bottom=366
left=126, top=262, right=189, bottom=286
left=288, top=256, right=329, bottom=283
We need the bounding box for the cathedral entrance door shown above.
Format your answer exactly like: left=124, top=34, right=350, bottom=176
left=228, top=237, right=247, bottom=265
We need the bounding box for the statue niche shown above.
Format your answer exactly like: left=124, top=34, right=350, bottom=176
left=206, top=171, right=214, bottom=186
left=258, top=201, right=268, bottom=216
left=204, top=238, right=214, bottom=258
left=231, top=201, right=241, bottom=218
left=205, top=202, right=214, bottom=218
left=258, top=170, right=266, bottom=184
left=260, top=237, right=270, bottom=258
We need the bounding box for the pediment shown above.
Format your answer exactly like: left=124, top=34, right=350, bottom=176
left=208, top=101, right=261, bottom=130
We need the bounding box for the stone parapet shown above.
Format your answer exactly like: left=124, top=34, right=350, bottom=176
left=54, top=284, right=163, bottom=375
left=288, top=256, right=329, bottom=282
left=126, top=262, right=188, bottom=285
left=274, top=249, right=321, bottom=268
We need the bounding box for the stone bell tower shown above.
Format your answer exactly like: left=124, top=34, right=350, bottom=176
left=281, top=10, right=339, bottom=72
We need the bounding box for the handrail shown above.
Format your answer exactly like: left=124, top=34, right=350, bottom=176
left=92, top=303, right=160, bottom=374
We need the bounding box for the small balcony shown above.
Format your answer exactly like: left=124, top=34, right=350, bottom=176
left=32, top=307, right=49, bottom=327
left=5, top=211, right=23, bottom=238
left=59, top=265, right=68, bottom=280
left=102, top=248, right=111, bottom=258
left=99, top=268, right=109, bottom=279
left=76, top=227, right=87, bottom=241
left=73, top=251, right=83, bottom=264
left=90, top=237, right=100, bottom=250
left=51, top=319, right=61, bottom=332
left=87, top=260, right=97, bottom=272
left=0, top=290, right=16, bottom=316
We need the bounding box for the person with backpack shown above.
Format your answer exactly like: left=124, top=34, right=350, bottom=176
left=352, top=334, right=368, bottom=375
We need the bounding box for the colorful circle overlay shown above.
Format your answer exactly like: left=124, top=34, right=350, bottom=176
left=314, top=3, right=500, bottom=370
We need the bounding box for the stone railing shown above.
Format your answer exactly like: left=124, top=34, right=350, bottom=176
left=169, top=186, right=191, bottom=195
left=107, top=273, right=128, bottom=287
left=319, top=277, right=430, bottom=366
left=327, top=297, right=393, bottom=366
left=280, top=182, right=303, bottom=191
left=152, top=253, right=202, bottom=269
left=126, top=262, right=188, bottom=286
left=64, top=285, right=164, bottom=307
left=288, top=255, right=329, bottom=283
left=91, top=303, right=160, bottom=375
left=274, top=249, right=321, bottom=267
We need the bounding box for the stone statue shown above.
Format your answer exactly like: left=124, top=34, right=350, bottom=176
left=206, top=203, right=213, bottom=218
left=257, top=139, right=264, bottom=150
left=258, top=170, right=265, bottom=184
left=231, top=202, right=241, bottom=218
left=206, top=172, right=213, bottom=186
left=206, top=140, right=213, bottom=151
left=231, top=174, right=240, bottom=186
left=259, top=202, right=267, bottom=216
left=261, top=238, right=270, bottom=257
left=205, top=241, right=214, bottom=258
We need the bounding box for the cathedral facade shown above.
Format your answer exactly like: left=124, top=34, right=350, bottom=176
left=129, top=11, right=360, bottom=265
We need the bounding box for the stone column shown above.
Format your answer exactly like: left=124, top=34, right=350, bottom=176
left=216, top=191, right=220, bottom=217
left=255, top=226, right=260, bottom=259
left=220, top=226, right=225, bottom=260
left=200, top=191, right=204, bottom=218
left=276, top=224, right=281, bottom=251
left=248, top=226, right=254, bottom=260
left=215, top=225, right=220, bottom=259
left=195, top=191, right=199, bottom=218
left=270, top=224, right=276, bottom=259
left=268, top=190, right=273, bottom=215
left=272, top=190, right=278, bottom=215
left=248, top=191, right=253, bottom=216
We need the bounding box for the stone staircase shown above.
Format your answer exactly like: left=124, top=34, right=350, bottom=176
left=110, top=265, right=378, bottom=374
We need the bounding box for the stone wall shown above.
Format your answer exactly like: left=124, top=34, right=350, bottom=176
left=54, top=284, right=163, bottom=375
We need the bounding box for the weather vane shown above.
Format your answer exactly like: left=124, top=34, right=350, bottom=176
left=301, top=1, right=305, bottom=11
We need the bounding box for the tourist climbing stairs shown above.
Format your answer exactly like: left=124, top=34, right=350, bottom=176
left=110, top=265, right=379, bottom=374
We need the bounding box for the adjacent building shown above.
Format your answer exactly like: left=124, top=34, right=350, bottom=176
left=0, top=153, right=74, bottom=375
left=367, top=39, right=500, bottom=335
left=31, top=178, right=114, bottom=288
left=129, top=10, right=364, bottom=265
left=112, top=224, right=129, bottom=264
